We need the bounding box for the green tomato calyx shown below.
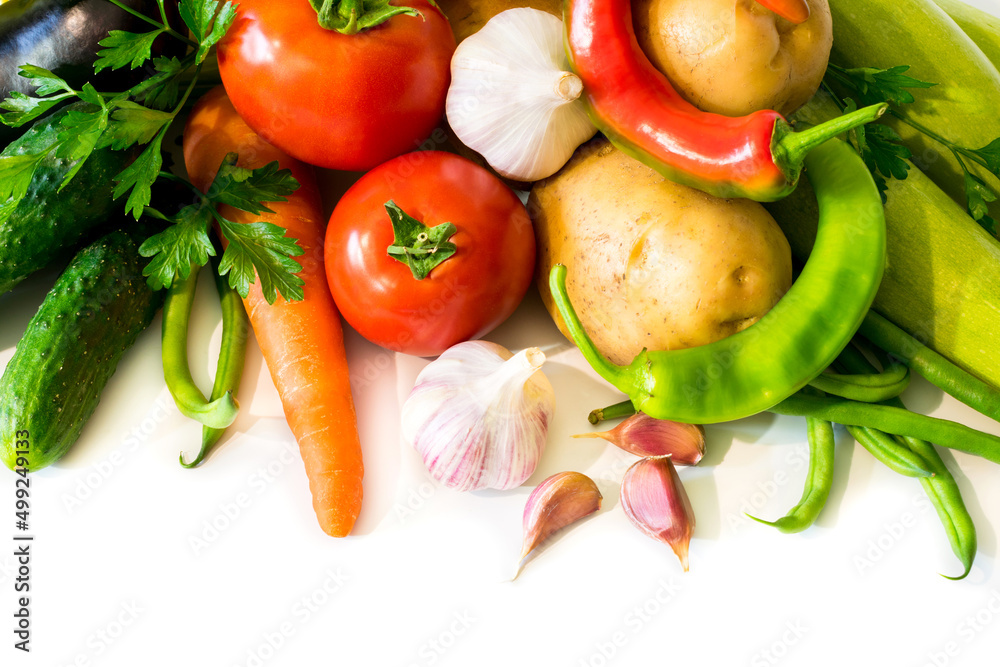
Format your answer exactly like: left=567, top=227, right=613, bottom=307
left=384, top=200, right=457, bottom=280
left=310, top=0, right=421, bottom=34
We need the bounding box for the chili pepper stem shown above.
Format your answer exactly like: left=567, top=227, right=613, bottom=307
left=549, top=265, right=651, bottom=403
left=773, top=103, right=888, bottom=176
left=588, top=399, right=638, bottom=425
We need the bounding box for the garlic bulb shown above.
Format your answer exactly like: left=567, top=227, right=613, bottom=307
left=401, top=340, right=555, bottom=492
left=445, top=8, right=598, bottom=182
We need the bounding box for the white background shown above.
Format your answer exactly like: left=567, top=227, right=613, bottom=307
left=4, top=1, right=1000, bottom=665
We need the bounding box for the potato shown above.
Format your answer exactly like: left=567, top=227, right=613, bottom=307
left=436, top=0, right=561, bottom=43
left=633, top=0, right=832, bottom=117
left=530, top=138, right=793, bottom=365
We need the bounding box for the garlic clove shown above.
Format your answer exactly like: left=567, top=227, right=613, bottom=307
left=620, top=456, right=696, bottom=571
left=401, top=341, right=555, bottom=492
left=445, top=8, right=598, bottom=182
left=517, top=471, right=603, bottom=575
left=573, top=412, right=706, bottom=464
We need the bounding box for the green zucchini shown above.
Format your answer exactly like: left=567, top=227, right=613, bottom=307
left=766, top=94, right=1000, bottom=391
left=827, top=0, right=1000, bottom=220
left=932, top=0, right=1000, bottom=71
left=0, top=225, right=163, bottom=472
left=0, top=103, right=132, bottom=294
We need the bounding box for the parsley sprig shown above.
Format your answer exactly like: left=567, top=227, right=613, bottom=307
left=0, top=0, right=305, bottom=303
left=824, top=63, right=1000, bottom=236
left=141, top=154, right=305, bottom=303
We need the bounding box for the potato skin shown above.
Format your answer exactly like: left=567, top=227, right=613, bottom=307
left=633, top=0, right=832, bottom=117
left=530, top=138, right=793, bottom=365
left=436, top=0, right=561, bottom=43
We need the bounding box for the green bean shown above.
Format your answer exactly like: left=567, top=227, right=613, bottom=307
left=749, top=414, right=836, bottom=533
left=180, top=260, right=249, bottom=468
left=836, top=340, right=977, bottom=580
left=808, top=361, right=910, bottom=402
left=162, top=265, right=240, bottom=430
left=860, top=310, right=1000, bottom=422
left=771, top=392, right=1000, bottom=465
left=847, top=425, right=932, bottom=478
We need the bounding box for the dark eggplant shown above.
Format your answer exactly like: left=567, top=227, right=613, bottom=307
left=0, top=0, right=164, bottom=144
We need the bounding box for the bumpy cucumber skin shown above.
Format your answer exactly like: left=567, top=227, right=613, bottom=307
left=0, top=104, right=131, bottom=294
left=827, top=0, right=1000, bottom=220
left=0, top=226, right=163, bottom=471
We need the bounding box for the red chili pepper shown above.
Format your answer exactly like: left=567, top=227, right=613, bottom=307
left=564, top=0, right=884, bottom=201
left=755, top=0, right=811, bottom=24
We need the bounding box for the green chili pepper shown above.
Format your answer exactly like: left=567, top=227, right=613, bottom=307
left=836, top=342, right=977, bottom=580
left=549, top=138, right=886, bottom=424
left=859, top=310, right=1000, bottom=422
left=180, top=260, right=250, bottom=468
left=749, top=413, right=837, bottom=534
left=162, top=265, right=240, bottom=430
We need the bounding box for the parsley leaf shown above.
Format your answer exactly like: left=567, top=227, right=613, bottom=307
left=55, top=102, right=110, bottom=189
left=0, top=153, right=50, bottom=207
left=198, top=2, right=237, bottom=64
left=128, top=56, right=186, bottom=110
left=179, top=0, right=217, bottom=40
left=99, top=102, right=175, bottom=150
left=137, top=156, right=303, bottom=300
left=179, top=0, right=237, bottom=63
left=972, top=137, right=1000, bottom=177
left=829, top=64, right=937, bottom=106
left=966, top=172, right=998, bottom=221
left=139, top=204, right=217, bottom=290
left=979, top=214, right=999, bottom=237
left=216, top=217, right=305, bottom=304
left=208, top=154, right=299, bottom=214
left=16, top=65, right=75, bottom=97
left=95, top=29, right=166, bottom=73
left=113, top=129, right=167, bottom=218
left=864, top=124, right=911, bottom=180
left=0, top=92, right=65, bottom=128
left=0, top=198, right=17, bottom=224
left=0, top=66, right=75, bottom=127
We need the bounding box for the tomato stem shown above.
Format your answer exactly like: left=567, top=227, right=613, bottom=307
left=384, top=200, right=457, bottom=280
left=310, top=0, right=421, bottom=34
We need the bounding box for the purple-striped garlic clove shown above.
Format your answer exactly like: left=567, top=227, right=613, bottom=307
left=574, top=412, right=705, bottom=464
left=520, top=471, right=602, bottom=560
left=620, top=456, right=696, bottom=571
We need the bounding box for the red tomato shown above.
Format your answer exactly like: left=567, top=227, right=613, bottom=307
left=325, top=151, right=536, bottom=357
left=216, top=0, right=455, bottom=172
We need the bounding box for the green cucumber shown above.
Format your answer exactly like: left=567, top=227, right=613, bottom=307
left=0, top=103, right=132, bottom=294
left=765, top=93, right=1000, bottom=391
left=932, top=0, right=1000, bottom=71
left=0, top=225, right=163, bottom=472
left=827, top=0, right=1000, bottom=220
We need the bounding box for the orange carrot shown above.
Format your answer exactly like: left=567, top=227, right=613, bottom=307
left=183, top=86, right=363, bottom=537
